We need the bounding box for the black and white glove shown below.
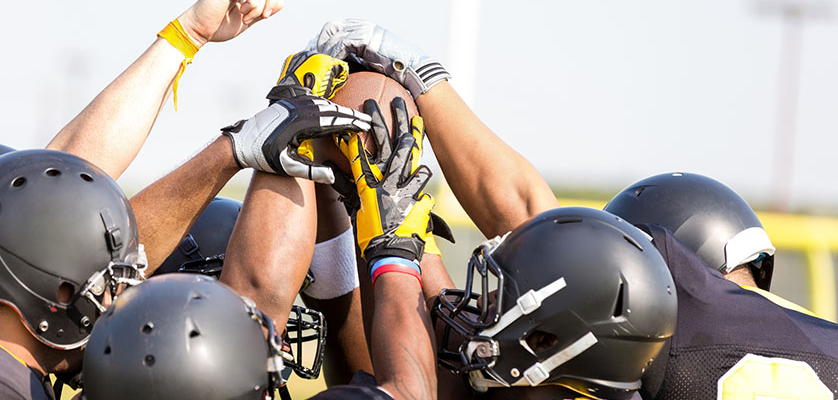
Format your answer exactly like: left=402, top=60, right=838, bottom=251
left=221, top=92, right=371, bottom=184
left=308, top=19, right=451, bottom=99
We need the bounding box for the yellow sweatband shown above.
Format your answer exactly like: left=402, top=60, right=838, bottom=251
left=157, top=19, right=200, bottom=111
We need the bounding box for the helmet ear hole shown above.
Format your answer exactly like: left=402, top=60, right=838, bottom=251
left=525, top=330, right=559, bottom=353
left=57, top=282, right=75, bottom=304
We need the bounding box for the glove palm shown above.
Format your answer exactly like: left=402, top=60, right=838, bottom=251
left=338, top=99, right=433, bottom=263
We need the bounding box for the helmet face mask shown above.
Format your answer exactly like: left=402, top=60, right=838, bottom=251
left=432, top=207, right=678, bottom=400
left=79, top=257, right=147, bottom=315
left=239, top=295, right=299, bottom=391
left=435, top=235, right=507, bottom=374
left=285, top=304, right=327, bottom=379
left=176, top=254, right=225, bottom=277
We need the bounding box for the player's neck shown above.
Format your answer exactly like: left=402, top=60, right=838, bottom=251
left=0, top=306, right=53, bottom=376
left=723, top=267, right=756, bottom=287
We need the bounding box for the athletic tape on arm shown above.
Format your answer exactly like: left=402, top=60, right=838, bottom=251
left=303, top=229, right=360, bottom=299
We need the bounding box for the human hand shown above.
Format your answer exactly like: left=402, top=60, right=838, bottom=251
left=221, top=94, right=371, bottom=184
left=179, top=0, right=284, bottom=46
left=329, top=98, right=402, bottom=215
left=308, top=19, right=451, bottom=99
left=275, top=51, right=349, bottom=99
left=336, top=98, right=433, bottom=263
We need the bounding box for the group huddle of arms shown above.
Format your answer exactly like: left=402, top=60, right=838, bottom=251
left=2, top=1, right=838, bottom=400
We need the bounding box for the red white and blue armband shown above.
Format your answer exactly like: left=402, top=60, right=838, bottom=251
left=370, top=257, right=421, bottom=288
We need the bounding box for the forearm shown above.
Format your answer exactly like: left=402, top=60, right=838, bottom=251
left=221, top=172, right=317, bottom=327
left=420, top=254, right=453, bottom=309
left=130, top=136, right=240, bottom=272
left=48, top=38, right=184, bottom=179
left=416, top=82, right=559, bottom=237
left=373, top=274, right=437, bottom=400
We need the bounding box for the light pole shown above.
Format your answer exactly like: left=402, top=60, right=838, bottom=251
left=755, top=0, right=832, bottom=212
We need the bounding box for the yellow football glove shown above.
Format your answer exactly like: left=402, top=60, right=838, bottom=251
left=337, top=98, right=433, bottom=265
left=273, top=51, right=348, bottom=99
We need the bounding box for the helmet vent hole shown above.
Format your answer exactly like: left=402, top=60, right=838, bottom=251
left=45, top=168, right=61, bottom=177
left=56, top=282, right=75, bottom=304
left=80, top=173, right=93, bottom=182
left=11, top=177, right=25, bottom=188
left=189, top=330, right=200, bottom=338
left=104, top=346, right=111, bottom=355
left=634, top=187, right=645, bottom=197
left=613, top=282, right=625, bottom=318
left=554, top=218, right=582, bottom=225
left=143, top=355, right=155, bottom=367
left=623, top=234, right=643, bottom=251
left=142, top=323, right=154, bottom=334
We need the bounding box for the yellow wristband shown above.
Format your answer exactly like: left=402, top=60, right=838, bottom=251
left=157, top=19, right=200, bottom=111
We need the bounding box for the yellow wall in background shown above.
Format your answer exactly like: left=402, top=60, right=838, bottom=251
left=434, top=189, right=838, bottom=322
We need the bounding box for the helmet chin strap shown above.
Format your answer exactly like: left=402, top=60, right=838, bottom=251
left=513, top=332, right=598, bottom=386
left=479, top=277, right=567, bottom=338
left=467, top=332, right=598, bottom=390
left=464, top=276, right=574, bottom=389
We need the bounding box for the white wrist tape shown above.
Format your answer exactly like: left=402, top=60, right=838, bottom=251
left=303, top=229, right=360, bottom=299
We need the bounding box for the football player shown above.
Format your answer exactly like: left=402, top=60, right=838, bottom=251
left=604, top=173, right=838, bottom=399
left=311, top=19, right=838, bottom=399
left=121, top=51, right=374, bottom=386
left=0, top=150, right=146, bottom=400
left=82, top=274, right=302, bottom=400
left=0, top=3, right=286, bottom=395
left=46, top=0, right=285, bottom=180
left=297, top=96, right=677, bottom=400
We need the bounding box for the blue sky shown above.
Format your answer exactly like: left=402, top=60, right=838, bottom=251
left=1, top=0, right=837, bottom=212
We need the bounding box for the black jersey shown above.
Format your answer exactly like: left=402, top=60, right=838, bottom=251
left=0, top=346, right=54, bottom=400
left=307, top=370, right=395, bottom=400
left=639, top=223, right=838, bottom=400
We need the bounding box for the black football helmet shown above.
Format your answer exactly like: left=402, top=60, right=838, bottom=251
left=0, top=150, right=145, bottom=349
left=83, top=274, right=311, bottom=400
left=154, top=197, right=242, bottom=276
left=150, top=198, right=324, bottom=379
left=433, top=207, right=677, bottom=400
left=604, top=172, right=775, bottom=290
left=154, top=196, right=315, bottom=292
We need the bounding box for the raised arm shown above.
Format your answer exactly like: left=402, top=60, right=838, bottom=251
left=415, top=82, right=558, bottom=237
left=337, top=105, right=438, bottom=399
left=310, top=20, right=559, bottom=238
left=129, top=51, right=368, bottom=274
left=129, top=136, right=240, bottom=273
left=47, top=0, right=283, bottom=179
left=220, top=172, right=316, bottom=328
